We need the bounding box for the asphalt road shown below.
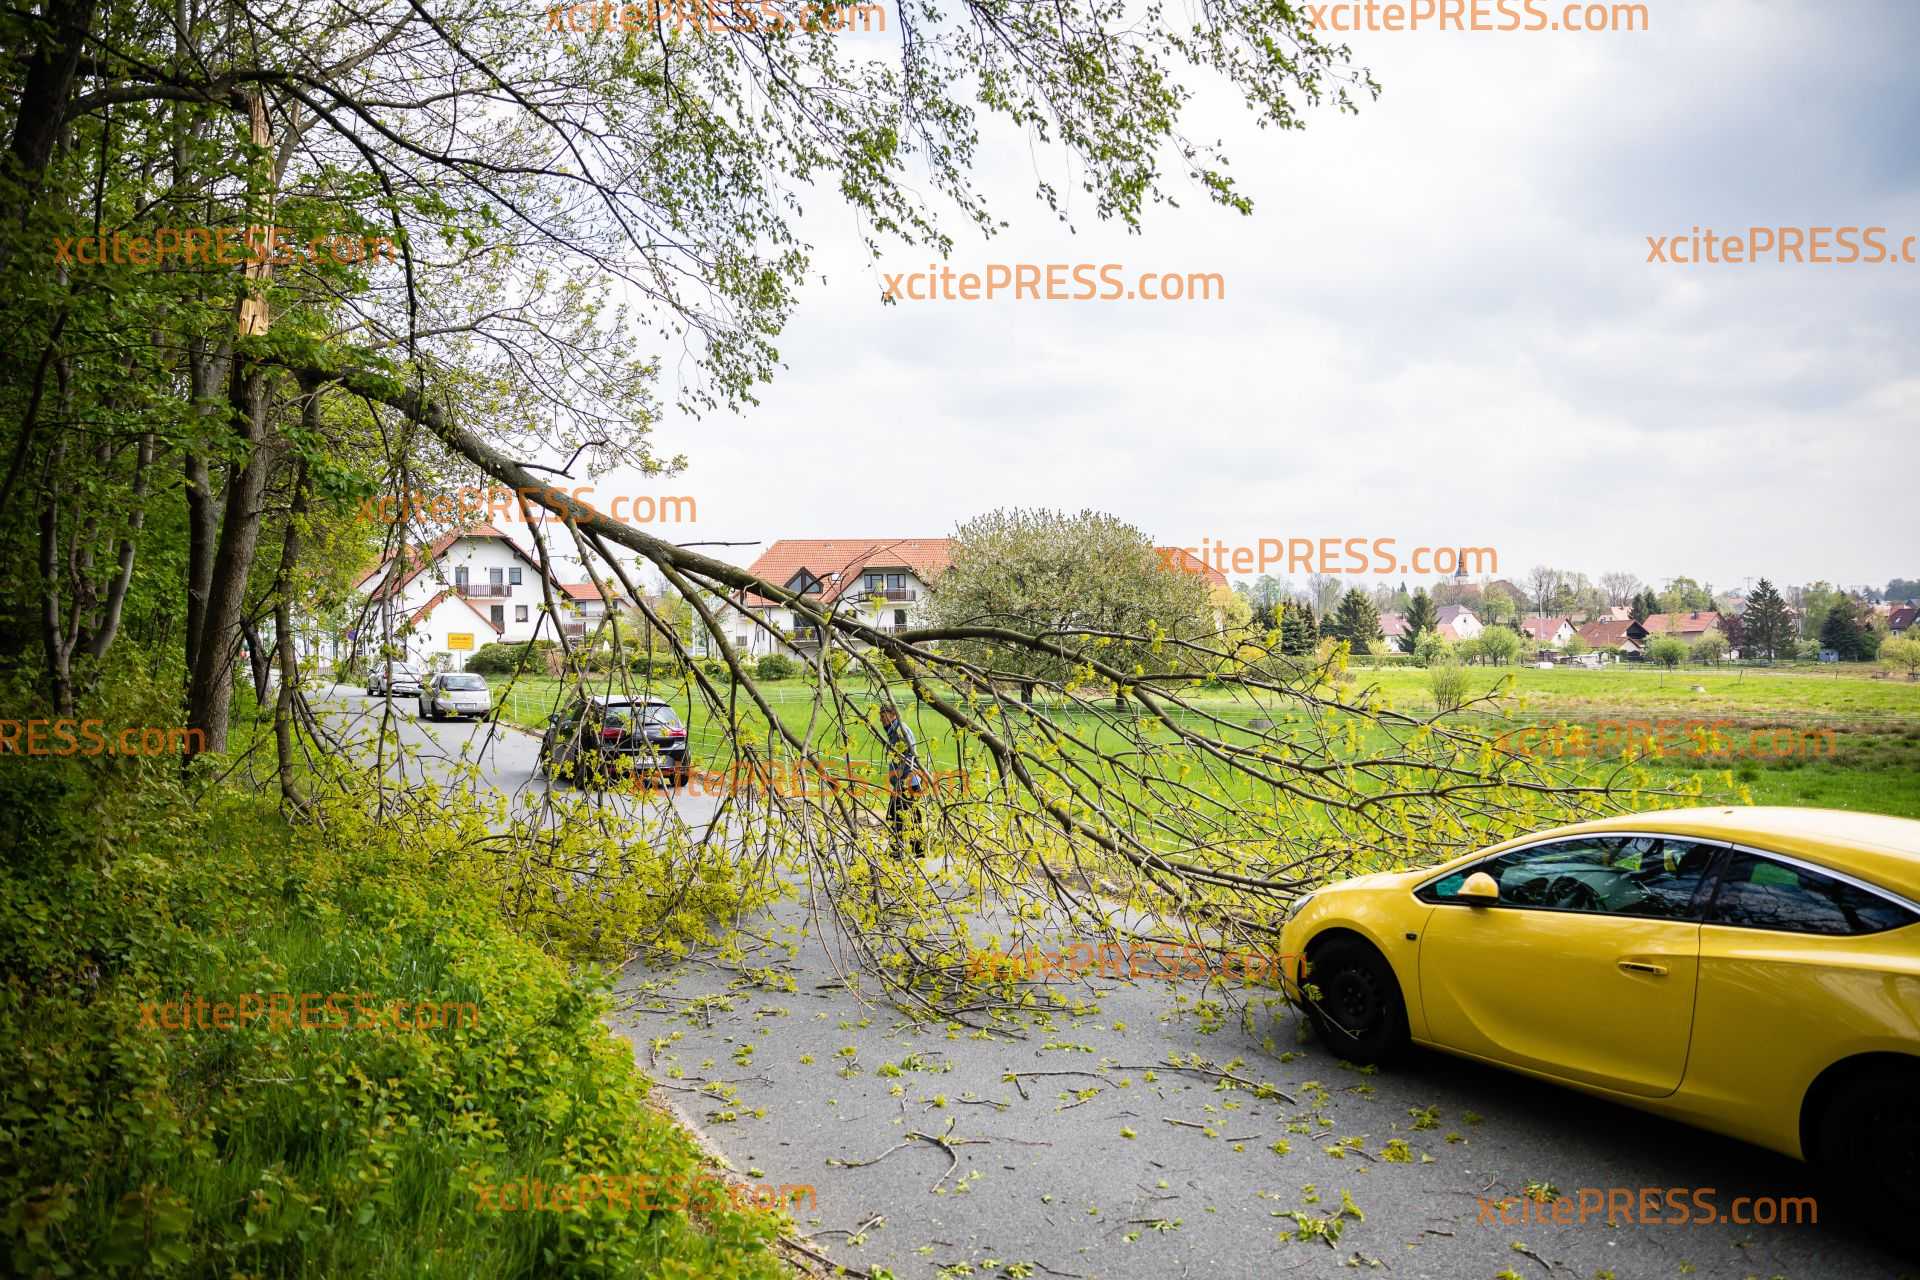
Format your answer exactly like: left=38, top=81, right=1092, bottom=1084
left=322, top=685, right=1913, bottom=1280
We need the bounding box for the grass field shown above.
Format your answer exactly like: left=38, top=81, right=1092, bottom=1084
left=486, top=662, right=1920, bottom=819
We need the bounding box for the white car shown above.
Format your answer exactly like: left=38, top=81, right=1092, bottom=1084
left=367, top=662, right=425, bottom=696
left=418, top=672, right=493, bottom=721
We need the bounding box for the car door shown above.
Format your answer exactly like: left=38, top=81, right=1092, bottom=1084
left=1416, top=834, right=1721, bottom=1098
left=1684, top=847, right=1920, bottom=1154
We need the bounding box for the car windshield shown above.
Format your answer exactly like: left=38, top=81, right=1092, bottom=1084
left=591, top=702, right=679, bottom=726
left=442, top=674, right=487, bottom=690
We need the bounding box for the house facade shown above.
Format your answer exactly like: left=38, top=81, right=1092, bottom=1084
left=1517, top=615, right=1575, bottom=648
left=1435, top=604, right=1483, bottom=641
left=731, top=538, right=953, bottom=657
left=352, top=524, right=608, bottom=667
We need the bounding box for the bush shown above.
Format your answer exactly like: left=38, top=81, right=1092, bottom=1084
left=463, top=639, right=558, bottom=676
left=1411, top=630, right=1452, bottom=668
left=1647, top=635, right=1688, bottom=669
left=1428, top=660, right=1470, bottom=713
left=755, top=653, right=797, bottom=681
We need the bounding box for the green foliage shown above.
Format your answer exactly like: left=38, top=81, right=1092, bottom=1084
left=1882, top=635, right=1920, bottom=680
left=1428, top=660, right=1470, bottom=713
left=1402, top=589, right=1437, bottom=653
left=1690, top=629, right=1728, bottom=664
left=929, top=508, right=1214, bottom=695
left=1464, top=628, right=1521, bottom=666
left=464, top=639, right=560, bottom=676
left=1820, top=595, right=1878, bottom=661
left=1411, top=629, right=1453, bottom=668
left=0, top=768, right=783, bottom=1279
left=1743, top=579, right=1792, bottom=660
left=755, top=653, right=797, bottom=681
left=1325, top=589, right=1384, bottom=650
left=1647, top=635, right=1688, bottom=669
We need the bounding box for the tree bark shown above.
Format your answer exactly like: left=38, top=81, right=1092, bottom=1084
left=184, top=364, right=275, bottom=756
left=273, top=440, right=310, bottom=812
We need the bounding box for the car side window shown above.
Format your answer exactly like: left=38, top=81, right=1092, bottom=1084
left=1420, top=836, right=1718, bottom=919
left=1706, top=851, right=1918, bottom=936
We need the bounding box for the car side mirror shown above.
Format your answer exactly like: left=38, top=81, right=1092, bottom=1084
left=1458, top=872, right=1500, bottom=905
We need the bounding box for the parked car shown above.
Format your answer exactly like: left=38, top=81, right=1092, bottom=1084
left=418, top=672, right=493, bottom=721
left=366, top=662, right=424, bottom=696
left=539, top=695, right=689, bottom=787
left=1278, top=806, right=1920, bottom=1220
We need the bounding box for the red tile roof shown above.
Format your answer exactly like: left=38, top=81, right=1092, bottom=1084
left=1578, top=618, right=1634, bottom=648
left=1890, top=605, right=1918, bottom=633
left=741, top=538, right=953, bottom=607
left=1640, top=611, right=1722, bottom=637
left=1378, top=612, right=1409, bottom=639
left=357, top=524, right=536, bottom=602
left=1517, top=616, right=1572, bottom=642
left=558, top=581, right=609, bottom=602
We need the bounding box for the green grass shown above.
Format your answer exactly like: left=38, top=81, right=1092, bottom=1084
left=1, top=750, right=786, bottom=1279
left=488, top=662, right=1920, bottom=819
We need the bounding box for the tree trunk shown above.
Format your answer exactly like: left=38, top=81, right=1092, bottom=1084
left=184, top=366, right=275, bottom=756
left=0, top=0, right=99, bottom=275
left=273, top=442, right=311, bottom=812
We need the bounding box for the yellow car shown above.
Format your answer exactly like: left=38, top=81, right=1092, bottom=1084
left=1278, top=806, right=1920, bottom=1214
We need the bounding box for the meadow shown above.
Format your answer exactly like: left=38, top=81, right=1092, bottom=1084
left=488, top=661, right=1920, bottom=819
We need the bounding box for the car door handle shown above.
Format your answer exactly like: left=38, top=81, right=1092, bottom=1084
left=1617, top=960, right=1668, bottom=976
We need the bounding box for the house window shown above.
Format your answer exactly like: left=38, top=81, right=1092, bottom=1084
left=490, top=605, right=505, bottom=629
left=489, top=567, right=504, bottom=589
left=455, top=566, right=470, bottom=589
left=893, top=609, right=907, bottom=627
left=888, top=574, right=904, bottom=590
left=515, top=605, right=529, bottom=623
left=509, top=567, right=523, bottom=585
left=866, top=573, right=883, bottom=592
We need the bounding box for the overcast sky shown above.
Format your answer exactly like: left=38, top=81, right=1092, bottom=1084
left=581, top=0, right=1920, bottom=597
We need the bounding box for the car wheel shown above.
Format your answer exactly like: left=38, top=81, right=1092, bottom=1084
left=1813, top=1062, right=1920, bottom=1226
left=1301, top=936, right=1410, bottom=1066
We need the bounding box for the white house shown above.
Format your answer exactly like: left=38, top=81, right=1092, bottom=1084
left=1434, top=604, right=1483, bottom=641
left=1517, top=615, right=1575, bottom=648
left=351, top=523, right=610, bottom=668
left=725, top=538, right=953, bottom=657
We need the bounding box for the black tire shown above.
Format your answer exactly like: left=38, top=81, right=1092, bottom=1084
left=1301, top=936, right=1410, bottom=1065
left=1812, top=1063, right=1920, bottom=1234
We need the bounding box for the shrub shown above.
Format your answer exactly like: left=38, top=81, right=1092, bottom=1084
left=1647, top=635, right=1688, bottom=669
left=464, top=639, right=558, bottom=676
left=1428, top=660, right=1470, bottom=714
left=1411, top=630, right=1452, bottom=668
left=755, top=653, right=797, bottom=681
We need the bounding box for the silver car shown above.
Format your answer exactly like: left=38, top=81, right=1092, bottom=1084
left=419, top=672, right=493, bottom=721
left=367, top=662, right=425, bottom=696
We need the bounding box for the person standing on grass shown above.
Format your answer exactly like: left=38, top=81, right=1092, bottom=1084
left=879, top=704, right=929, bottom=857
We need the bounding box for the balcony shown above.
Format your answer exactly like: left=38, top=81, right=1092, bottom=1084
left=861, top=587, right=917, bottom=603
left=455, top=582, right=511, bottom=598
